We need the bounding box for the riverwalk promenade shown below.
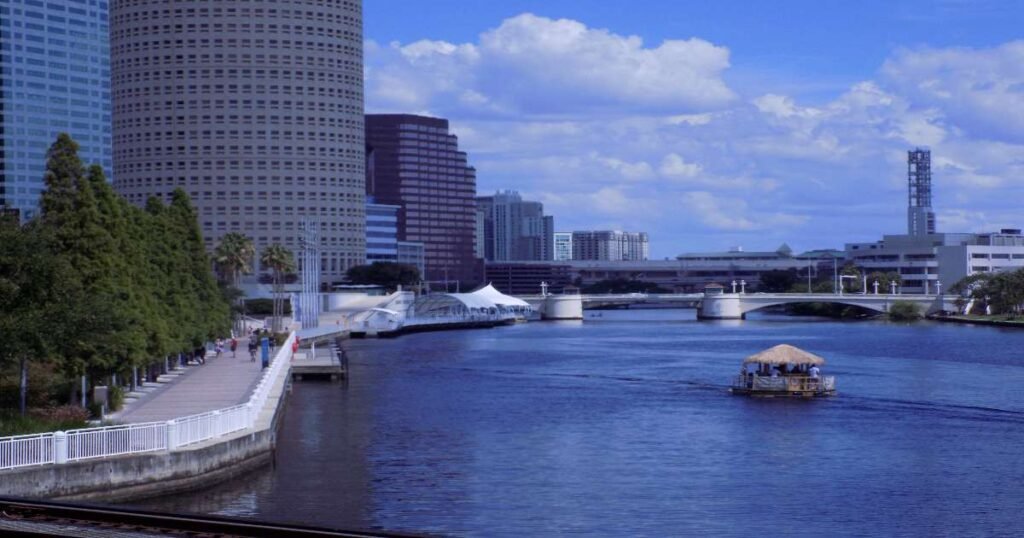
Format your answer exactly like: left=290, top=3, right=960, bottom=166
left=114, top=337, right=269, bottom=423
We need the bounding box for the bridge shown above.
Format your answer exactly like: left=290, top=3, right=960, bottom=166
left=521, top=292, right=958, bottom=320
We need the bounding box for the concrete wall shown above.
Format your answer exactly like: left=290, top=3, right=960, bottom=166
left=0, top=376, right=289, bottom=503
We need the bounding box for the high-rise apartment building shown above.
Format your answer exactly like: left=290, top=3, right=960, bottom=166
left=110, top=0, right=366, bottom=283
left=0, top=0, right=111, bottom=221
left=554, top=232, right=573, bottom=261
left=366, top=199, right=399, bottom=265
left=365, top=114, right=477, bottom=284
left=475, top=190, right=554, bottom=261
left=572, top=231, right=649, bottom=261
left=907, top=148, right=935, bottom=236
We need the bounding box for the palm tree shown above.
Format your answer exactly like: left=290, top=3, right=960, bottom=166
left=213, top=233, right=255, bottom=332
left=260, top=244, right=296, bottom=333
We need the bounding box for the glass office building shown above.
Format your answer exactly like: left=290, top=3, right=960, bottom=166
left=0, top=0, right=112, bottom=221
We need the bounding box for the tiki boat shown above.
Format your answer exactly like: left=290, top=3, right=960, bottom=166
left=731, top=344, right=836, bottom=398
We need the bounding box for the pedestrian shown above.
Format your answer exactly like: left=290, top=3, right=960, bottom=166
left=215, top=339, right=224, bottom=359
left=248, top=338, right=258, bottom=362
left=230, top=337, right=238, bottom=358
left=194, top=345, right=205, bottom=365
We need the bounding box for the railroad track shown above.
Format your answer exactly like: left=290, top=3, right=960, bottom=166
left=0, top=496, right=423, bottom=537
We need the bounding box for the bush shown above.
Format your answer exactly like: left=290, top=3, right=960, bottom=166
left=109, top=385, right=125, bottom=412
left=889, top=300, right=922, bottom=321
left=0, top=406, right=92, bottom=436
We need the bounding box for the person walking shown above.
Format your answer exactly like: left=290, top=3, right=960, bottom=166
left=215, top=339, right=224, bottom=359
left=230, top=337, right=238, bottom=358
left=248, top=338, right=258, bottom=362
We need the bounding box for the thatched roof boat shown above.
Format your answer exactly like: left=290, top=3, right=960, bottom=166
left=732, top=344, right=835, bottom=398
left=742, top=344, right=825, bottom=366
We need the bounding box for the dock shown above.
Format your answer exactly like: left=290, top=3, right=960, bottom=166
left=291, top=343, right=347, bottom=382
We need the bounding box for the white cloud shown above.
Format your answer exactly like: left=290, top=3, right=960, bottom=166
left=881, top=41, right=1024, bottom=142
left=367, top=20, right=1024, bottom=256
left=366, top=13, right=735, bottom=115
left=659, top=153, right=703, bottom=179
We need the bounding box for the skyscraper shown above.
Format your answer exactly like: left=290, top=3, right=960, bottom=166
left=907, top=148, right=935, bottom=236
left=365, top=114, right=477, bottom=285
left=110, top=0, right=366, bottom=283
left=476, top=190, right=554, bottom=261
left=0, top=0, right=111, bottom=221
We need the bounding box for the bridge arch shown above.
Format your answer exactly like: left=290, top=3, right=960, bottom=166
left=737, top=298, right=888, bottom=316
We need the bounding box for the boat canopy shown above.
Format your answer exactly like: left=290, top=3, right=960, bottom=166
left=742, top=344, right=826, bottom=366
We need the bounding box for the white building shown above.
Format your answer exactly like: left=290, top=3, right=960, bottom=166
left=572, top=230, right=649, bottom=261
left=847, top=230, right=1024, bottom=293
left=554, top=232, right=573, bottom=261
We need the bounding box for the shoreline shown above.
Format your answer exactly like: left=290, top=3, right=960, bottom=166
left=929, top=315, right=1024, bottom=328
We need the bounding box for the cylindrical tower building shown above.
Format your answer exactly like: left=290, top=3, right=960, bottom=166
left=110, top=0, right=365, bottom=283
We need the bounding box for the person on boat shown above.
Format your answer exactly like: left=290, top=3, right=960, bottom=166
left=770, top=366, right=780, bottom=377
left=809, top=364, right=820, bottom=379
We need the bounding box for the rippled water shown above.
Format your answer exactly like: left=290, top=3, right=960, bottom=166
left=135, top=310, right=1024, bottom=536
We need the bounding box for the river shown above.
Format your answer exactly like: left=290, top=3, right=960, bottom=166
left=134, top=310, right=1024, bottom=536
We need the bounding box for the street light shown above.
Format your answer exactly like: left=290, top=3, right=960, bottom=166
left=740, top=279, right=747, bottom=294
left=839, top=274, right=857, bottom=296
left=731, top=280, right=738, bottom=294
left=873, top=280, right=880, bottom=295
left=890, top=281, right=897, bottom=295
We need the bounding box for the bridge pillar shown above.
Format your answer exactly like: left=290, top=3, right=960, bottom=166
left=542, top=294, right=584, bottom=320
left=698, top=293, right=745, bottom=320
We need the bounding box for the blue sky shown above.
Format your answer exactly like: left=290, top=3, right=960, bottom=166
left=364, top=1, right=1024, bottom=258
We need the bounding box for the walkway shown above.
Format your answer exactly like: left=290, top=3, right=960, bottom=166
left=115, top=337, right=271, bottom=423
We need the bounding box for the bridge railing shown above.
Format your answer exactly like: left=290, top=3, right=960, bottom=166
left=0, top=332, right=296, bottom=472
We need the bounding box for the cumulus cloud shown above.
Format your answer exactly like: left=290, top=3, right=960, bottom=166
left=366, top=17, right=1024, bottom=256
left=366, top=13, right=735, bottom=115
left=881, top=41, right=1024, bottom=143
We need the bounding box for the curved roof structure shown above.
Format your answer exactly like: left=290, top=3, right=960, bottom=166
left=743, top=344, right=826, bottom=366
left=473, top=284, right=532, bottom=308
left=412, top=285, right=534, bottom=316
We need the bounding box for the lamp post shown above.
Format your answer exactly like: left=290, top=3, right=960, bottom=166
left=540, top=281, right=549, bottom=297
left=873, top=280, right=880, bottom=295
left=936, top=280, right=942, bottom=295
left=731, top=280, right=737, bottom=294
left=740, top=280, right=747, bottom=294
left=862, top=273, right=868, bottom=295
left=840, top=274, right=857, bottom=296
left=890, top=281, right=897, bottom=295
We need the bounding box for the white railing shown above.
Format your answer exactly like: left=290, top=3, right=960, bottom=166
left=0, top=332, right=296, bottom=471
left=0, top=433, right=54, bottom=470
left=65, top=421, right=167, bottom=462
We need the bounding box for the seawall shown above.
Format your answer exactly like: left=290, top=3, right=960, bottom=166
left=0, top=345, right=293, bottom=502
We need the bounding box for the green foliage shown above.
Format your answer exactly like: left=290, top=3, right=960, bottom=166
left=0, top=134, right=232, bottom=416
left=346, top=262, right=421, bottom=290
left=951, top=269, right=1024, bottom=316
left=244, top=298, right=293, bottom=316
left=758, top=269, right=799, bottom=292
left=0, top=407, right=90, bottom=436
left=867, top=271, right=902, bottom=294
left=888, top=301, right=922, bottom=321
left=108, top=385, right=125, bottom=412
left=582, top=278, right=670, bottom=294
left=261, top=243, right=297, bottom=333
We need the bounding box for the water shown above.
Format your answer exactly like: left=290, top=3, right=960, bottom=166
left=135, top=310, right=1024, bottom=536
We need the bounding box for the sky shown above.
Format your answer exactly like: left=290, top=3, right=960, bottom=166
left=364, top=0, right=1024, bottom=259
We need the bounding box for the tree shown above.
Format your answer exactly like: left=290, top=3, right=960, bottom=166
left=866, top=271, right=902, bottom=294
left=260, top=244, right=296, bottom=333
left=213, top=233, right=255, bottom=333
left=758, top=269, right=799, bottom=293
left=888, top=300, right=922, bottom=321
left=839, top=263, right=865, bottom=294
left=346, top=262, right=420, bottom=291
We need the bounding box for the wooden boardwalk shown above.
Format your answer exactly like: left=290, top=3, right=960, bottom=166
left=113, top=336, right=272, bottom=424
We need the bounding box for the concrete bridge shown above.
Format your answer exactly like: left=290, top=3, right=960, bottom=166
left=522, top=292, right=957, bottom=320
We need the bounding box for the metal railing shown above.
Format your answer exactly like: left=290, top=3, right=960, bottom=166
left=733, top=374, right=836, bottom=392
left=0, top=433, right=54, bottom=471
left=0, top=332, right=296, bottom=471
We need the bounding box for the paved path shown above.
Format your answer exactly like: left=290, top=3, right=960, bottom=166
left=115, top=337, right=273, bottom=423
